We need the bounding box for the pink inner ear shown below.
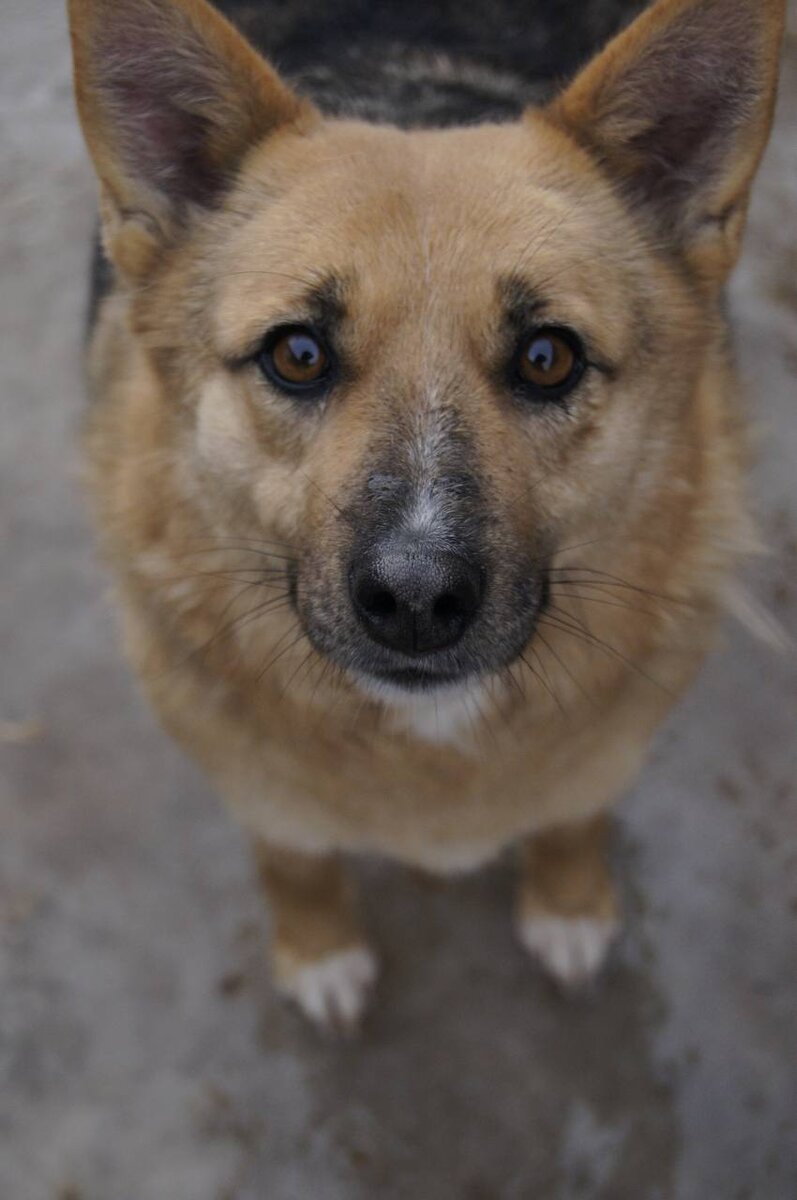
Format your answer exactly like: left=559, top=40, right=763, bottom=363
left=596, top=7, right=762, bottom=219
left=96, top=17, right=229, bottom=204
left=114, top=80, right=218, bottom=201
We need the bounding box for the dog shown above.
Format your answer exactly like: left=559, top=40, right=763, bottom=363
left=68, top=0, right=785, bottom=1031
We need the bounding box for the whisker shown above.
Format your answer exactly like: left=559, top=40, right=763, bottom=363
left=172, top=542, right=297, bottom=565
left=460, top=688, right=487, bottom=755
left=502, top=661, right=526, bottom=702
left=279, top=644, right=319, bottom=700
left=539, top=607, right=674, bottom=697
left=215, top=595, right=294, bottom=646
left=541, top=537, right=614, bottom=561
left=548, top=588, right=661, bottom=620
left=152, top=570, right=289, bottom=588
left=256, top=624, right=306, bottom=684
left=519, top=648, right=566, bottom=717
left=307, top=654, right=336, bottom=716
left=496, top=664, right=529, bottom=742
left=534, top=624, right=596, bottom=711
left=468, top=685, right=499, bottom=748
left=299, top=470, right=350, bottom=524
left=156, top=586, right=291, bottom=680
left=529, top=640, right=569, bottom=715
left=547, top=567, right=693, bottom=608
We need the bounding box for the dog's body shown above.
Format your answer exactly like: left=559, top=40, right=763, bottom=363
left=70, top=0, right=784, bottom=1028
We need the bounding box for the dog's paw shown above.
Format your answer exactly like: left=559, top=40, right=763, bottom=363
left=517, top=914, right=618, bottom=989
left=278, top=945, right=379, bottom=1033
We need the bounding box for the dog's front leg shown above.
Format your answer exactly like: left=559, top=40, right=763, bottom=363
left=515, top=814, right=619, bottom=990
left=254, top=841, right=378, bottom=1033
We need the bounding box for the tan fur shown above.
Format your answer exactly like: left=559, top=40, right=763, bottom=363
left=516, top=816, right=619, bottom=987
left=518, top=816, right=617, bottom=924
left=255, top=843, right=366, bottom=970
left=69, top=0, right=785, bottom=1024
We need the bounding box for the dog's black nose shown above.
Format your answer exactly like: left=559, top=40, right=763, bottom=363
left=350, top=546, right=483, bottom=655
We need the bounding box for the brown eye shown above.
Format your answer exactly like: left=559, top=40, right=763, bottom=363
left=258, top=325, right=332, bottom=394
left=516, top=327, right=584, bottom=397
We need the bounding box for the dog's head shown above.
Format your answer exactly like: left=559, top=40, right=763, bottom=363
left=70, top=0, right=783, bottom=700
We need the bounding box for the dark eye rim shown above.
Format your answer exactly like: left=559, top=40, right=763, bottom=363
left=511, top=325, right=587, bottom=402
left=256, top=323, right=336, bottom=398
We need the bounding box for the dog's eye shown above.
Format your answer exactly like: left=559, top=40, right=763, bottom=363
left=515, top=328, right=584, bottom=398
left=258, top=326, right=331, bottom=394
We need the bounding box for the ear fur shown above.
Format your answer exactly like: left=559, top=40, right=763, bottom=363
left=546, top=0, right=786, bottom=282
left=68, top=0, right=315, bottom=276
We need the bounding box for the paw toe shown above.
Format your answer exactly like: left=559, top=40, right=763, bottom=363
left=280, top=945, right=379, bottom=1033
left=518, top=914, right=618, bottom=989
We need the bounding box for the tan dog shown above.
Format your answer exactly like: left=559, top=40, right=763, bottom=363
left=68, top=0, right=785, bottom=1030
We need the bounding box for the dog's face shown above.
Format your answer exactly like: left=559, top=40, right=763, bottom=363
left=70, top=0, right=784, bottom=697
left=195, top=120, right=683, bottom=694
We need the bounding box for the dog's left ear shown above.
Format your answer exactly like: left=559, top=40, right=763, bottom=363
left=546, top=0, right=785, bottom=283
left=69, top=0, right=316, bottom=278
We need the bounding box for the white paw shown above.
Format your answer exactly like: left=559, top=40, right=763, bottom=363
left=280, top=946, right=379, bottom=1032
left=518, top=914, right=618, bottom=989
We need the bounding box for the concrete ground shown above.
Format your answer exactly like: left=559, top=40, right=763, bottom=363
left=1, top=2, right=796, bottom=1198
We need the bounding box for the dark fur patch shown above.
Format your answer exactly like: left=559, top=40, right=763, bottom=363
left=345, top=402, right=485, bottom=556
left=301, top=274, right=348, bottom=335
left=498, top=275, right=547, bottom=334
left=219, top=0, right=646, bottom=125
left=87, top=231, right=114, bottom=334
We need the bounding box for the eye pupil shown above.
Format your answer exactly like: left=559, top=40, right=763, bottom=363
left=529, top=338, right=555, bottom=371
left=260, top=325, right=331, bottom=394
left=516, top=327, right=582, bottom=397
left=290, top=336, right=319, bottom=366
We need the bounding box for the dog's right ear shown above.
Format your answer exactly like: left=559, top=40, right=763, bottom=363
left=545, top=0, right=785, bottom=284
left=68, top=0, right=315, bottom=277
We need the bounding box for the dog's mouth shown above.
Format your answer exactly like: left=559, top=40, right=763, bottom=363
left=367, top=665, right=465, bottom=692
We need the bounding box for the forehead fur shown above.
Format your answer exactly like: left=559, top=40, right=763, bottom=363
left=209, top=115, right=654, bottom=368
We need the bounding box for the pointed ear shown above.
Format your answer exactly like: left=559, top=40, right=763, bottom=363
left=546, top=0, right=785, bottom=282
left=68, top=0, right=315, bottom=276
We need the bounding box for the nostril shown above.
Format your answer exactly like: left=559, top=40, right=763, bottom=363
left=432, top=592, right=462, bottom=623
left=366, top=588, right=397, bottom=618
left=353, top=572, right=399, bottom=622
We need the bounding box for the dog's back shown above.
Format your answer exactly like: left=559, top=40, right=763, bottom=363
left=216, top=0, right=646, bottom=124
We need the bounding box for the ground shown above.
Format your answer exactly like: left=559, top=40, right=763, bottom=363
left=1, top=3, right=796, bottom=1198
